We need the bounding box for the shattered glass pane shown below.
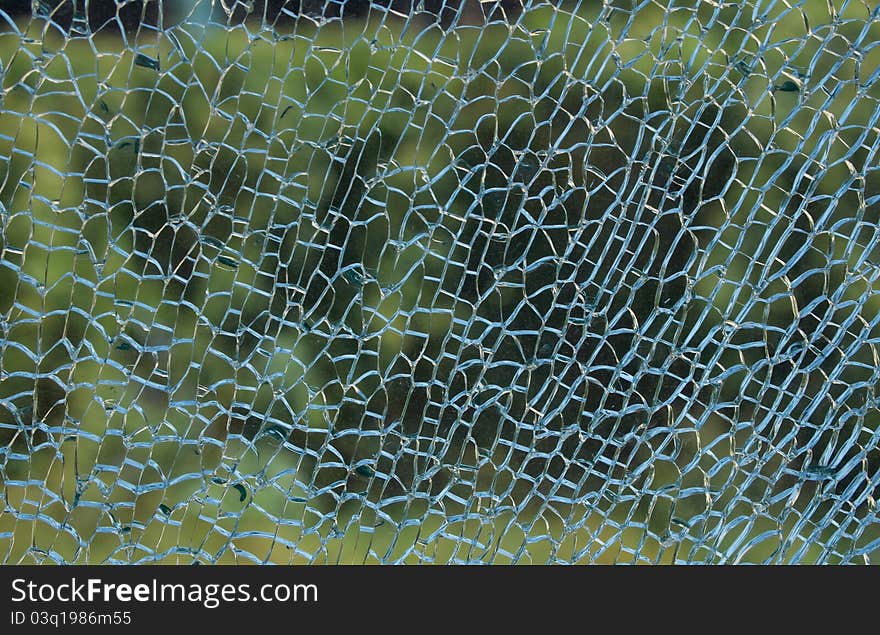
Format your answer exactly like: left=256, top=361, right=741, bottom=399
left=1, top=0, right=880, bottom=564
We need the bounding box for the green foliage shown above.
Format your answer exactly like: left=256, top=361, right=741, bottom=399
left=1, top=1, right=879, bottom=563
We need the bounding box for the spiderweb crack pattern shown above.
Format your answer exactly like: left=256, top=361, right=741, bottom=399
left=0, top=0, right=879, bottom=563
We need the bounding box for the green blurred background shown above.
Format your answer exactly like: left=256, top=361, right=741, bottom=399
left=1, top=0, right=880, bottom=563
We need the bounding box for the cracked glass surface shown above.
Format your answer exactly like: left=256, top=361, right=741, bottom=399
left=1, top=0, right=880, bottom=563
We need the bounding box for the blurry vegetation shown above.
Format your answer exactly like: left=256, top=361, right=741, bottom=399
left=0, top=0, right=879, bottom=563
